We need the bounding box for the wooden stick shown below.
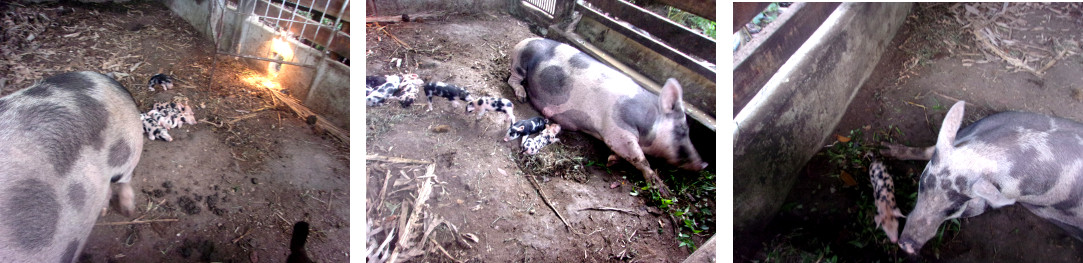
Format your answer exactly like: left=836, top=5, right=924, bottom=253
left=578, top=207, right=640, bottom=216
left=96, top=219, right=178, bottom=226
left=366, top=155, right=432, bottom=164
left=232, top=228, right=253, bottom=244
left=430, top=238, right=464, bottom=263
left=527, top=174, right=579, bottom=234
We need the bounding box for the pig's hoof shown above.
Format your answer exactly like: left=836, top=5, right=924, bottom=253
left=606, top=155, right=620, bottom=167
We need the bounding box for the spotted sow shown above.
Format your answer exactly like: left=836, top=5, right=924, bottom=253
left=0, top=72, right=143, bottom=262
left=508, top=37, right=708, bottom=196
left=884, top=101, right=1083, bottom=255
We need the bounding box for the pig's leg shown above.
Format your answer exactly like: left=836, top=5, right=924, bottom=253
left=508, top=70, right=527, bottom=101
left=118, top=182, right=135, bottom=216
left=604, top=133, right=673, bottom=197
left=506, top=111, right=516, bottom=125
left=476, top=108, right=486, bottom=120
left=881, top=143, right=934, bottom=160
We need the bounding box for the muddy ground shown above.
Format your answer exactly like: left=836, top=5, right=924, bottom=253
left=740, top=3, right=1083, bottom=262
left=364, top=11, right=714, bottom=263
left=1, top=1, right=349, bottom=262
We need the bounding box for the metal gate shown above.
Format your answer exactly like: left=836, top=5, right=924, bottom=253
left=209, top=0, right=350, bottom=79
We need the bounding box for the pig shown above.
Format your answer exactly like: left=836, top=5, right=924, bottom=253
left=884, top=101, right=1083, bottom=255
left=465, top=96, right=515, bottom=125
left=147, top=73, right=174, bottom=91
left=394, top=73, right=424, bottom=108
left=522, top=123, right=561, bottom=155
left=366, top=74, right=400, bottom=96
left=869, top=160, right=905, bottom=243
left=141, top=110, right=175, bottom=142
left=0, top=71, right=143, bottom=262
left=151, top=101, right=197, bottom=128
left=367, top=80, right=400, bottom=107
left=507, top=37, right=708, bottom=196
left=505, top=116, right=549, bottom=143
left=423, top=81, right=471, bottom=111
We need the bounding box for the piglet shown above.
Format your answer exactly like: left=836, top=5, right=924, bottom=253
left=0, top=71, right=143, bottom=262
left=465, top=96, right=515, bottom=125
left=147, top=73, right=174, bottom=91
left=522, top=123, right=561, bottom=155
left=423, top=82, right=471, bottom=111
left=505, top=116, right=549, bottom=143
left=869, top=160, right=905, bottom=243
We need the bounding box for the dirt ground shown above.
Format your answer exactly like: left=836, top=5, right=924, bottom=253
left=364, top=11, right=714, bottom=263
left=740, top=3, right=1083, bottom=262
left=1, top=1, right=349, bottom=262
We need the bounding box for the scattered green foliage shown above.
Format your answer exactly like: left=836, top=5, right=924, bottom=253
left=632, top=169, right=715, bottom=252
left=665, top=7, right=715, bottom=38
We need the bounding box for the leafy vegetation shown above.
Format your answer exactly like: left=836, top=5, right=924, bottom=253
left=631, top=168, right=715, bottom=251
left=664, top=7, right=715, bottom=38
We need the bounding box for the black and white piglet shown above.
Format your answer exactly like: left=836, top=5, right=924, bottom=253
left=423, top=82, right=471, bottom=111
left=147, top=73, right=174, bottom=91
left=366, top=75, right=401, bottom=107
left=505, top=116, right=548, bottom=143
left=522, top=123, right=561, bottom=155
left=465, top=96, right=515, bottom=125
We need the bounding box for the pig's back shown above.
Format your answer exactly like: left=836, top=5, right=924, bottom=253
left=0, top=71, right=142, bottom=262
left=519, top=38, right=650, bottom=135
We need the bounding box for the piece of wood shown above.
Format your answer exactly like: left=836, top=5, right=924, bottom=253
left=733, top=2, right=840, bottom=116
left=733, top=2, right=772, bottom=32
left=365, top=12, right=443, bottom=24
left=96, top=219, right=179, bottom=226
left=578, top=207, right=640, bottom=216
left=584, top=0, right=715, bottom=62
left=527, top=174, right=579, bottom=234
left=366, top=155, right=432, bottom=164
left=267, top=88, right=349, bottom=145
left=655, top=0, right=715, bottom=21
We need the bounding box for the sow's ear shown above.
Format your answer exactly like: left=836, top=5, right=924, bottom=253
left=659, top=78, right=684, bottom=114
left=935, top=101, right=966, bottom=155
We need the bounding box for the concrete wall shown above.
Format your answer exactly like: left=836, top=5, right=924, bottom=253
left=163, top=0, right=351, bottom=128
left=732, top=2, right=911, bottom=236
left=366, top=0, right=508, bottom=16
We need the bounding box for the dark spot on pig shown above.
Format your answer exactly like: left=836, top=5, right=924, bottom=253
left=919, top=171, right=936, bottom=193
left=954, top=176, right=968, bottom=192
left=20, top=97, right=106, bottom=177
left=3, top=179, right=59, bottom=250
left=61, top=239, right=79, bottom=263
left=940, top=178, right=951, bottom=191
left=73, top=93, right=108, bottom=150
left=68, top=183, right=85, bottom=210
left=550, top=110, right=593, bottom=132
left=569, top=53, right=593, bottom=69
left=44, top=72, right=96, bottom=92
left=677, top=144, right=690, bottom=161
left=532, top=66, right=570, bottom=104
left=519, top=39, right=559, bottom=76
left=107, top=140, right=131, bottom=167
left=942, top=189, right=970, bottom=217
left=617, top=93, right=659, bottom=146
left=1018, top=171, right=1056, bottom=196
left=1052, top=176, right=1083, bottom=215
left=111, top=173, right=124, bottom=183
left=23, top=85, right=51, bottom=97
